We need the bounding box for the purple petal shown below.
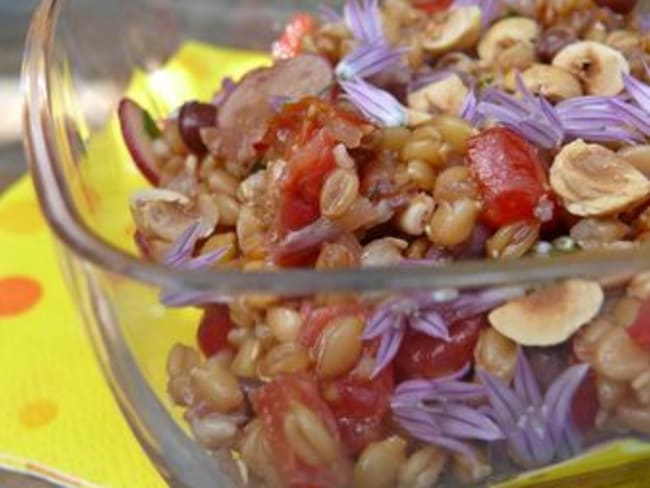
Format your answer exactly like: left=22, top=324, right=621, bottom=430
left=344, top=0, right=383, bottom=43
left=160, top=288, right=230, bottom=307
left=507, top=426, right=554, bottom=468
left=624, top=72, right=650, bottom=114
left=336, top=41, right=408, bottom=81
left=363, top=307, right=396, bottom=339
left=555, top=419, right=582, bottom=460
left=163, top=220, right=204, bottom=266
left=372, top=326, right=405, bottom=378
left=409, top=310, right=450, bottom=340
left=182, top=246, right=230, bottom=270
left=270, top=95, right=295, bottom=112
left=454, top=0, right=500, bottom=26
left=478, top=370, right=525, bottom=429
left=340, top=77, right=408, bottom=126
left=428, top=404, right=504, bottom=441
left=273, top=217, right=341, bottom=259
left=609, top=98, right=650, bottom=136
left=544, top=363, right=590, bottom=446
left=513, top=349, right=543, bottom=407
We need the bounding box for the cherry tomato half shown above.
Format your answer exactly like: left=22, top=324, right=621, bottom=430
left=394, top=315, right=485, bottom=381
left=321, top=344, right=394, bottom=455
left=272, top=13, right=315, bottom=60
left=467, top=127, right=551, bottom=228
left=250, top=374, right=349, bottom=488
left=196, top=305, right=233, bottom=357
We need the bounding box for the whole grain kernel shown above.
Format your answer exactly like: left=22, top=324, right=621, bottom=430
left=239, top=419, right=283, bottom=485
left=452, top=446, right=491, bottom=484
left=474, top=327, right=518, bottom=382
left=396, top=194, right=436, bottom=236
left=230, top=338, right=262, bottom=378
left=213, top=193, right=241, bottom=227
left=200, top=232, right=237, bottom=263
left=613, top=296, right=642, bottom=328
left=237, top=205, right=266, bottom=259
left=207, top=168, right=240, bottom=196
left=426, top=198, right=479, bottom=246
left=486, top=220, right=540, bottom=259
left=353, top=437, right=407, bottom=488
left=627, top=272, right=650, bottom=300
left=381, top=127, right=412, bottom=151
left=430, top=115, right=474, bottom=153
left=190, top=413, right=239, bottom=450
left=190, top=362, right=244, bottom=412
left=406, top=159, right=437, bottom=190
left=361, top=238, right=408, bottom=267
left=433, top=165, right=477, bottom=202
left=320, top=168, right=360, bottom=218
left=167, top=343, right=200, bottom=377
left=401, top=139, right=443, bottom=166
left=593, top=327, right=650, bottom=381
left=266, top=306, right=303, bottom=342
left=316, top=315, right=365, bottom=379
left=258, top=342, right=311, bottom=379
left=283, top=402, right=339, bottom=466
left=398, top=446, right=447, bottom=488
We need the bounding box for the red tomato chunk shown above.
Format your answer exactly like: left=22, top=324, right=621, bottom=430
left=250, top=374, right=350, bottom=488
left=467, top=127, right=551, bottom=228
left=627, top=298, right=650, bottom=351
left=196, top=305, right=233, bottom=357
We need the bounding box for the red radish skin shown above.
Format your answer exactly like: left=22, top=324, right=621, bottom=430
left=118, top=98, right=162, bottom=185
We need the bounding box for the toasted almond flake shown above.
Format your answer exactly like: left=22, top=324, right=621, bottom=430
left=488, top=279, right=604, bottom=346
left=550, top=140, right=650, bottom=217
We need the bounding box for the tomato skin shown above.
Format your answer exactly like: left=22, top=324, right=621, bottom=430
left=411, top=0, right=454, bottom=13
left=272, top=13, right=315, bottom=60
left=196, top=305, right=233, bottom=357
left=627, top=299, right=650, bottom=351
left=467, top=127, right=550, bottom=228
left=250, top=374, right=349, bottom=488
left=322, top=348, right=394, bottom=455
left=395, top=315, right=485, bottom=381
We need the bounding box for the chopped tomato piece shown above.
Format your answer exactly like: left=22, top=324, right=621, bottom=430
left=411, top=0, right=454, bottom=13
left=395, top=315, right=485, bottom=381
left=467, top=127, right=551, bottom=228
left=279, top=129, right=337, bottom=232
left=627, top=298, right=650, bottom=351
left=272, top=13, right=315, bottom=60
left=571, top=369, right=599, bottom=432
left=299, top=304, right=368, bottom=349
left=196, top=305, right=233, bottom=357
left=321, top=344, right=394, bottom=454
left=250, top=374, right=349, bottom=488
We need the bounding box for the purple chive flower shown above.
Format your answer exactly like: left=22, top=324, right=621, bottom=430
left=340, top=76, right=408, bottom=126
left=478, top=349, right=589, bottom=469
left=477, top=76, right=564, bottom=149
left=336, top=40, right=408, bottom=81
left=364, top=285, right=526, bottom=377
left=344, top=0, right=383, bottom=44
left=392, top=364, right=504, bottom=458
left=460, top=85, right=483, bottom=125
left=160, top=221, right=231, bottom=307
left=453, top=0, right=500, bottom=27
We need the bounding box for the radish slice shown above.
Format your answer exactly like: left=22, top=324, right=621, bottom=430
left=178, top=101, right=217, bottom=156
left=118, top=98, right=162, bottom=185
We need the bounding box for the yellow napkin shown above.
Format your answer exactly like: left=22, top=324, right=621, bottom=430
left=2, top=40, right=650, bottom=488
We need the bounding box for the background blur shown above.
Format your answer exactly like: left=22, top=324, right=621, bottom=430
left=0, top=1, right=39, bottom=192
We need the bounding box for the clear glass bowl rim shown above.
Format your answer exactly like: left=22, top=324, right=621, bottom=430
left=21, top=0, right=650, bottom=297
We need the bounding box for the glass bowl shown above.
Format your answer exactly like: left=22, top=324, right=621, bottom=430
left=22, top=0, right=650, bottom=486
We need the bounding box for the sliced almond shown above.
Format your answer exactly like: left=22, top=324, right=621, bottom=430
left=407, top=74, right=468, bottom=116
left=552, top=41, right=630, bottom=96
left=423, top=7, right=481, bottom=55
left=520, top=64, right=583, bottom=102
left=488, top=279, right=604, bottom=346
left=478, top=17, right=540, bottom=64
left=550, top=140, right=650, bottom=217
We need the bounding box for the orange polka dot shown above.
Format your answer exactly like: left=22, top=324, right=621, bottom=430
left=19, top=400, right=59, bottom=429
left=0, top=276, right=43, bottom=317
left=0, top=200, right=43, bottom=234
